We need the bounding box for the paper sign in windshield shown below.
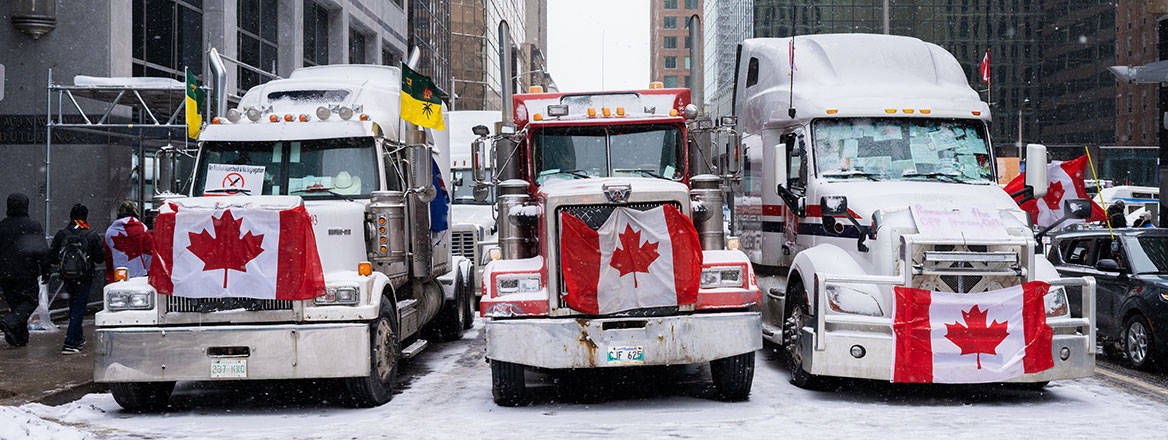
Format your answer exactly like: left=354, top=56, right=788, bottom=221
left=205, top=164, right=265, bottom=196
left=911, top=204, right=1008, bottom=239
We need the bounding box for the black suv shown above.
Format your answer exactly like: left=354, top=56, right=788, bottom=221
left=1048, top=228, right=1168, bottom=370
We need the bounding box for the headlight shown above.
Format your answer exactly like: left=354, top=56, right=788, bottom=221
left=700, top=266, right=745, bottom=288
left=106, top=290, right=154, bottom=311
left=496, top=273, right=541, bottom=295
left=825, top=284, right=883, bottom=317
left=315, top=286, right=361, bottom=305
left=1045, top=286, right=1069, bottom=317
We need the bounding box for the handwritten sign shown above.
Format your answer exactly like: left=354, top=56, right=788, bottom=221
left=205, top=164, right=265, bottom=196
left=911, top=204, right=1008, bottom=239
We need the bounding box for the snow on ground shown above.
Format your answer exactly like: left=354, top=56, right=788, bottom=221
left=9, top=322, right=1168, bottom=439
left=0, top=405, right=92, bottom=440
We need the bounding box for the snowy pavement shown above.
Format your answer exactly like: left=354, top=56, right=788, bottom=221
left=6, top=321, right=1168, bottom=439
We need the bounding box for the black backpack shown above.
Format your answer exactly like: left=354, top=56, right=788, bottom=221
left=58, top=230, right=90, bottom=281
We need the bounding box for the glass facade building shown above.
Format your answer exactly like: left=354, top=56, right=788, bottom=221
left=412, top=0, right=453, bottom=97
left=703, top=0, right=752, bottom=116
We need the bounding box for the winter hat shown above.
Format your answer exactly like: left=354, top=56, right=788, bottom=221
left=117, top=200, right=140, bottom=219
left=70, top=203, right=88, bottom=221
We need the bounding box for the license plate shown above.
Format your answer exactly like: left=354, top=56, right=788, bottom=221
left=210, top=359, right=247, bottom=378
left=606, top=346, right=645, bottom=365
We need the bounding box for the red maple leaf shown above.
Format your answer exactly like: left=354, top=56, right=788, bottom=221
left=187, top=210, right=265, bottom=288
left=110, top=219, right=151, bottom=263
left=944, top=305, right=1010, bottom=369
left=609, top=224, right=659, bottom=288
left=1042, top=180, right=1065, bottom=210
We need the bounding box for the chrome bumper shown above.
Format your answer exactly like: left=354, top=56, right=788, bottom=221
left=94, top=323, right=370, bottom=383
left=485, top=312, right=762, bottom=369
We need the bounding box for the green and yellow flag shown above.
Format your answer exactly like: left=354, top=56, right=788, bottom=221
left=400, top=64, right=446, bottom=130
left=185, top=68, right=205, bottom=139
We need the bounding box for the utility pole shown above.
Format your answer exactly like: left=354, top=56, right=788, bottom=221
left=883, top=0, right=890, bottom=34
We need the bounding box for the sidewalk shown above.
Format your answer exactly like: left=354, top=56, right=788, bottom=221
left=0, top=315, right=106, bottom=406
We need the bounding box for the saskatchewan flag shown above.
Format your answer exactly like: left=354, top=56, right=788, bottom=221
left=400, top=64, right=446, bottom=130
left=185, top=68, right=205, bottom=139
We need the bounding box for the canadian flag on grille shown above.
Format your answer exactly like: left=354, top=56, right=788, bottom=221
left=103, top=217, right=154, bottom=283
left=892, top=282, right=1054, bottom=383
left=1003, top=155, right=1106, bottom=227
left=560, top=205, right=702, bottom=314
left=148, top=203, right=325, bottom=300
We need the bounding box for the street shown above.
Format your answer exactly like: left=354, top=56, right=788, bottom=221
left=3, top=320, right=1167, bottom=440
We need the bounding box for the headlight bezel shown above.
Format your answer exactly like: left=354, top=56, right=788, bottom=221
left=106, top=290, right=154, bottom=311
left=824, top=283, right=884, bottom=317
left=1044, top=286, right=1070, bottom=318
left=314, top=286, right=361, bottom=306
left=700, top=265, right=746, bottom=289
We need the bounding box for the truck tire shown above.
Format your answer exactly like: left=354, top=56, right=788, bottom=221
left=1124, top=314, right=1157, bottom=371
left=345, top=296, right=400, bottom=407
left=434, top=271, right=467, bottom=342
left=491, top=360, right=528, bottom=406
left=710, top=352, right=755, bottom=401
left=109, top=381, right=174, bottom=412
left=784, top=278, right=831, bottom=390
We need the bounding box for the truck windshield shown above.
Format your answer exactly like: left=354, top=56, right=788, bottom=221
left=812, top=118, right=994, bottom=183
left=193, top=137, right=378, bottom=198
left=533, top=124, right=684, bottom=184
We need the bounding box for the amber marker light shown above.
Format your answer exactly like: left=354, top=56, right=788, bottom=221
left=359, top=114, right=370, bottom=121
left=269, top=115, right=279, bottom=122
left=884, top=109, right=897, bottom=114
left=920, top=109, right=932, bottom=114
left=826, top=109, right=839, bottom=114
left=587, top=108, right=597, bottom=117
left=211, top=117, right=222, bottom=124
left=283, top=114, right=293, bottom=122
left=616, top=107, right=625, bottom=116
left=902, top=109, right=914, bottom=113
left=602, top=107, right=611, bottom=117
left=669, top=109, right=679, bottom=116
left=114, top=267, right=129, bottom=282
left=299, top=114, right=309, bottom=122
left=972, top=111, right=982, bottom=116
left=358, top=262, right=373, bottom=276
left=533, top=113, right=543, bottom=121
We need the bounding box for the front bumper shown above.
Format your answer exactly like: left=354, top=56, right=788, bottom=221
left=485, top=312, right=761, bottom=369
left=94, top=323, right=370, bottom=383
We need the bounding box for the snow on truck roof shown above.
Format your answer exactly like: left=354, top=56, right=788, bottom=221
left=736, top=34, right=990, bottom=132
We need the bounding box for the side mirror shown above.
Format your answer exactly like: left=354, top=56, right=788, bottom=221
left=820, top=195, right=848, bottom=217
left=407, top=144, right=436, bottom=203
left=472, top=125, right=490, bottom=136
left=473, top=183, right=490, bottom=202
left=1025, top=143, right=1048, bottom=199
left=721, top=125, right=743, bottom=177
left=1096, top=258, right=1121, bottom=273
left=472, top=137, right=489, bottom=183
left=1063, top=198, right=1092, bottom=220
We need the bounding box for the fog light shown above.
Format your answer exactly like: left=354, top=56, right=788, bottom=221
left=850, top=345, right=866, bottom=358
left=1059, top=347, right=1070, bottom=361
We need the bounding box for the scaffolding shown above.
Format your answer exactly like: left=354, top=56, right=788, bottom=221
left=43, top=68, right=195, bottom=229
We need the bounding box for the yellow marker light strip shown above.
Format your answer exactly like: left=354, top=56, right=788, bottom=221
left=884, top=109, right=897, bottom=114
left=826, top=109, right=839, bottom=114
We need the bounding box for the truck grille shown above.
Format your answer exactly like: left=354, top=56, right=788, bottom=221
left=451, top=230, right=476, bottom=258
left=167, top=297, right=294, bottom=313
left=906, top=244, right=1025, bottom=293
left=557, top=201, right=682, bottom=230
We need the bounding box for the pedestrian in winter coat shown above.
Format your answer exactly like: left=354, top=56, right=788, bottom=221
left=103, top=201, right=154, bottom=283
left=50, top=204, right=104, bottom=354
left=0, top=193, right=49, bottom=347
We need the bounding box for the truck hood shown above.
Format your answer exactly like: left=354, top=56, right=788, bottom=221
left=537, top=176, right=690, bottom=213
left=818, top=181, right=1021, bottom=220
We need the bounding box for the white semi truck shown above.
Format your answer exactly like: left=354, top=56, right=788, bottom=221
left=449, top=110, right=501, bottom=308
left=94, top=61, right=474, bottom=410
left=731, top=34, right=1097, bottom=388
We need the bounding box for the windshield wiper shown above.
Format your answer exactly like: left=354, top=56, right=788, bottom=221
left=619, top=168, right=670, bottom=180
left=204, top=188, right=252, bottom=195
left=822, top=170, right=879, bottom=181
left=543, top=169, right=592, bottom=179
left=291, top=186, right=354, bottom=201
left=902, top=171, right=966, bottom=183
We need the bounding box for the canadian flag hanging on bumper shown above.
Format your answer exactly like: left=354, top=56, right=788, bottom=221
left=892, top=282, right=1054, bottom=383
left=560, top=205, right=702, bottom=315
left=148, top=203, right=325, bottom=300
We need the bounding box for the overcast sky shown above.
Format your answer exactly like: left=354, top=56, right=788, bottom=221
left=546, top=0, right=650, bottom=92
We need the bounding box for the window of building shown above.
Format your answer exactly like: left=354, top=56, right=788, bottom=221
left=664, top=56, right=677, bottom=69
left=132, top=0, right=203, bottom=79
left=664, top=0, right=677, bottom=9
left=664, top=36, right=677, bottom=49
left=663, top=75, right=678, bottom=88
left=685, top=0, right=697, bottom=9
left=237, top=0, right=278, bottom=92
left=664, top=16, right=677, bottom=29
left=684, top=56, right=690, bottom=70
left=303, top=3, right=330, bottom=66
left=383, top=46, right=401, bottom=66
left=349, top=29, right=367, bottom=63
left=683, top=75, right=690, bottom=88
left=746, top=57, right=759, bottom=87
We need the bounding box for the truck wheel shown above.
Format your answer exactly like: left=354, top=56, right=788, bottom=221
left=461, top=271, right=475, bottom=330
left=345, top=297, right=400, bottom=407
left=435, top=272, right=467, bottom=342
left=710, top=352, right=755, bottom=401
left=491, top=360, right=528, bottom=406
left=1124, top=314, right=1157, bottom=371
left=109, top=381, right=174, bottom=412
left=784, top=279, right=831, bottom=390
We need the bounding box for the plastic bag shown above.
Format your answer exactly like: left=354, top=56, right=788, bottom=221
left=27, top=278, right=58, bottom=332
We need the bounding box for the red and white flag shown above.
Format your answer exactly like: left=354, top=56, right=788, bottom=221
left=892, top=282, right=1054, bottom=383
left=1003, top=155, right=1106, bottom=227
left=103, top=217, right=154, bottom=283
left=560, top=205, right=702, bottom=314
left=980, top=49, right=991, bottom=84
left=148, top=204, right=325, bottom=300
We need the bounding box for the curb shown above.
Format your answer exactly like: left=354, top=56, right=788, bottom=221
left=0, top=381, right=108, bottom=407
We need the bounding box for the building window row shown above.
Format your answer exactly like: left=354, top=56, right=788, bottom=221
left=663, top=56, right=690, bottom=70
left=238, top=0, right=279, bottom=92
left=303, top=2, right=330, bottom=67
left=663, top=0, right=698, bottom=10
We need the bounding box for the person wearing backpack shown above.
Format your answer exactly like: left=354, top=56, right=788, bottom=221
left=0, top=193, right=49, bottom=347
left=49, top=204, right=104, bottom=354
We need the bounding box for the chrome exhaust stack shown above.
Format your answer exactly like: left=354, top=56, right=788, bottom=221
left=690, top=174, right=725, bottom=250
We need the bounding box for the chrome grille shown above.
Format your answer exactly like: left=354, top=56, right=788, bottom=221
left=906, top=243, right=1025, bottom=293
left=167, top=297, right=293, bottom=313
left=557, top=201, right=682, bottom=230
left=451, top=230, right=476, bottom=258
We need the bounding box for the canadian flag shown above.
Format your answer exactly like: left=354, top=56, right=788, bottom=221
left=1003, top=155, right=1106, bottom=227
left=148, top=204, right=325, bottom=300
left=560, top=205, right=702, bottom=314
left=103, top=217, right=154, bottom=283
left=980, top=49, right=991, bottom=84
left=892, top=282, right=1054, bottom=383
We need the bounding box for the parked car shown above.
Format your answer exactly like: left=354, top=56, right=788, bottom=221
left=1048, top=228, right=1168, bottom=370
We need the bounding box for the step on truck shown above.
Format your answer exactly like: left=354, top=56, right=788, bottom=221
left=94, top=60, right=474, bottom=410
left=470, top=84, right=763, bottom=406
left=730, top=34, right=1097, bottom=388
